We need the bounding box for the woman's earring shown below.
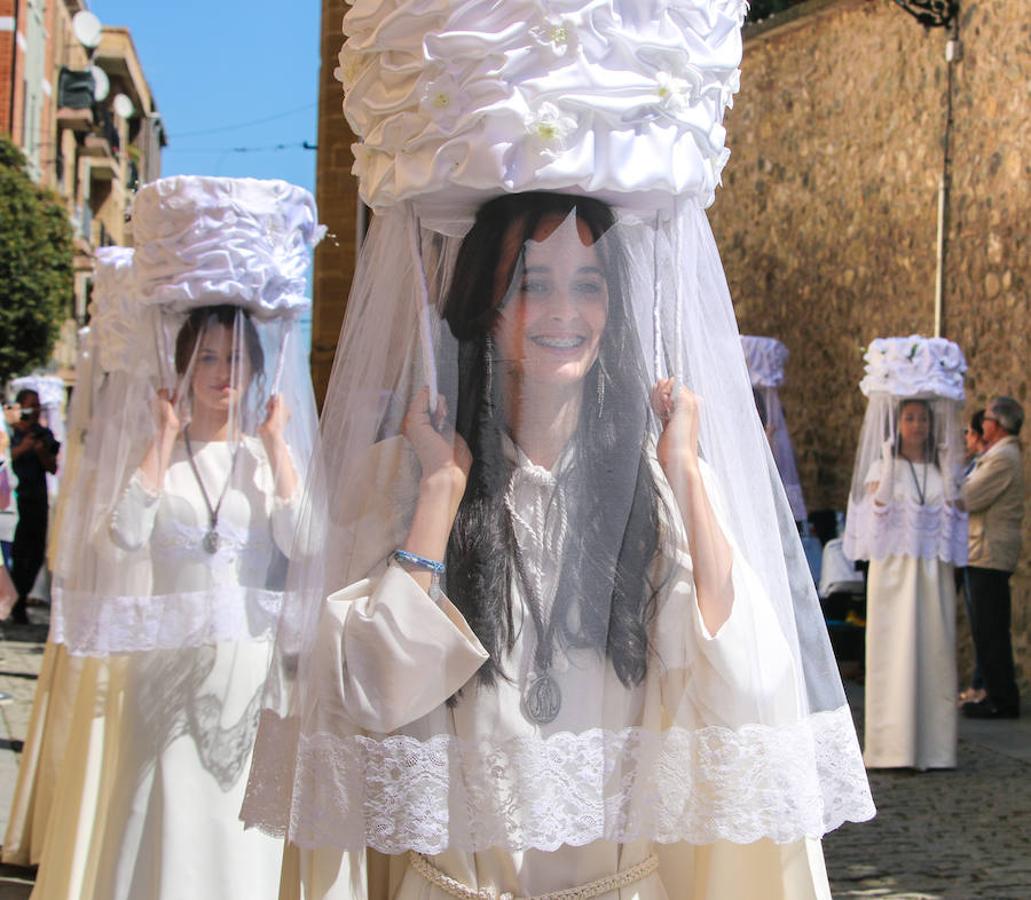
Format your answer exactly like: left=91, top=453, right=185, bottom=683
left=596, top=371, right=605, bottom=419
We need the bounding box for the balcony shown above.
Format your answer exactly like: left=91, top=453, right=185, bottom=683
left=56, top=107, right=93, bottom=132
left=82, top=133, right=113, bottom=159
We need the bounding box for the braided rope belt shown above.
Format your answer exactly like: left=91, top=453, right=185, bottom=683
left=408, top=851, right=660, bottom=900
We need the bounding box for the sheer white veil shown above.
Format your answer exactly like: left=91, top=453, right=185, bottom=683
left=51, top=177, right=324, bottom=658
left=242, top=0, right=874, bottom=854
left=843, top=335, right=967, bottom=565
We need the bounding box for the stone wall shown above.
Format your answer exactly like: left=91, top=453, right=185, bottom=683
left=312, top=0, right=362, bottom=405
left=708, top=0, right=1030, bottom=686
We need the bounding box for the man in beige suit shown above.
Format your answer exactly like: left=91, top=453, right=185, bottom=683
left=961, top=396, right=1025, bottom=719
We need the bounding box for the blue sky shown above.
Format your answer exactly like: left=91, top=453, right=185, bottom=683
left=91, top=0, right=320, bottom=195
left=91, top=1, right=323, bottom=348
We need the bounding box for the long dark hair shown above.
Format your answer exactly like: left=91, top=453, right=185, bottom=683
left=442, top=192, right=664, bottom=690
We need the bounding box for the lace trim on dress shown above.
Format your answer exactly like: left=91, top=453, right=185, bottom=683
left=51, top=585, right=282, bottom=656
left=843, top=496, right=967, bottom=565
left=241, top=704, right=875, bottom=853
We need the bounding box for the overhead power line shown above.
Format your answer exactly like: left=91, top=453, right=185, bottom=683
left=171, top=140, right=318, bottom=155
left=169, top=103, right=318, bottom=140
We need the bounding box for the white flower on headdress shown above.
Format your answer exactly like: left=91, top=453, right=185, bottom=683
left=525, top=102, right=577, bottom=158
left=335, top=46, right=373, bottom=92
left=655, top=71, right=694, bottom=114
left=530, top=15, right=579, bottom=57
left=350, top=142, right=373, bottom=177
left=420, top=73, right=465, bottom=130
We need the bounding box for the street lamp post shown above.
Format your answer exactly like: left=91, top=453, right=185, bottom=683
left=892, top=1, right=959, bottom=339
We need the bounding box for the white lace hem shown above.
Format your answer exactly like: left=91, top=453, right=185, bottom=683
left=242, top=704, right=875, bottom=854
left=51, top=585, right=282, bottom=656
left=843, top=497, right=967, bottom=566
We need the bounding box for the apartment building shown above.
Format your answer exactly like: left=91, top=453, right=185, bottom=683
left=1, top=0, right=164, bottom=376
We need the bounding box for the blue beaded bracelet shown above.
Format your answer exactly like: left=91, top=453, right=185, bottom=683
left=392, top=549, right=446, bottom=575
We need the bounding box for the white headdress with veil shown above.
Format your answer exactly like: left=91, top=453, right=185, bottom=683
left=741, top=335, right=807, bottom=522
left=242, top=0, right=874, bottom=856
left=51, top=177, right=323, bottom=658
left=843, top=335, right=967, bottom=565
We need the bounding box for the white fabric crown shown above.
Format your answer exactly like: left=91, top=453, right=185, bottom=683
left=131, top=176, right=326, bottom=320
left=338, top=0, right=747, bottom=227
left=741, top=335, right=788, bottom=389
left=11, top=374, right=65, bottom=407
left=859, top=335, right=967, bottom=402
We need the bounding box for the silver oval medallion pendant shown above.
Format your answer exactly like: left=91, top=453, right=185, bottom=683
left=203, top=529, right=220, bottom=554
left=523, top=672, right=561, bottom=725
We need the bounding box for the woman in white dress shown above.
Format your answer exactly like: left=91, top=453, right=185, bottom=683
left=3, top=250, right=128, bottom=874
left=245, top=192, right=874, bottom=900
left=85, top=305, right=298, bottom=899
left=843, top=337, right=968, bottom=771
left=34, top=176, right=323, bottom=900
left=241, top=3, right=875, bottom=896
left=742, top=336, right=807, bottom=526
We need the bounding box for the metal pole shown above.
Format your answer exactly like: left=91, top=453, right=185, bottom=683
left=934, top=20, right=960, bottom=338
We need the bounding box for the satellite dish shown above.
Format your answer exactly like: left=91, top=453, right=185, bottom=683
left=113, top=93, right=135, bottom=119
left=72, top=11, right=103, bottom=50
left=90, top=66, right=110, bottom=102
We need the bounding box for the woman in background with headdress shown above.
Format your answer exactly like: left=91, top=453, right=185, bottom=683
left=742, top=336, right=807, bottom=527
left=34, top=176, right=322, bottom=900
left=844, top=336, right=968, bottom=770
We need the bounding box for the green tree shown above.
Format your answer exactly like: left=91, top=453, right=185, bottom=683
left=0, top=136, right=74, bottom=386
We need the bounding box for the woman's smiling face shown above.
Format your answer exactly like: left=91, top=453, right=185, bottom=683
left=492, top=213, right=609, bottom=391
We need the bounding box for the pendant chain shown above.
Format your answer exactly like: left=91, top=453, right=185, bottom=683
left=183, top=427, right=240, bottom=553
left=904, top=455, right=929, bottom=506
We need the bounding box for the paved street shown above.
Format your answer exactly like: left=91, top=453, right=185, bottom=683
left=825, top=683, right=1031, bottom=899
left=0, top=611, right=1027, bottom=899
left=0, top=611, right=48, bottom=900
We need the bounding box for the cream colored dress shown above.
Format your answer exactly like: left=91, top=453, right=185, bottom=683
left=1, top=640, right=71, bottom=867
left=282, top=438, right=832, bottom=900
left=27, top=653, right=127, bottom=897
left=863, top=461, right=957, bottom=769
left=32, top=436, right=296, bottom=900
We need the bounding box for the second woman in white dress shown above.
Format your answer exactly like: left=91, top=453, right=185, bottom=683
left=844, top=337, right=968, bottom=771
left=34, top=176, right=323, bottom=900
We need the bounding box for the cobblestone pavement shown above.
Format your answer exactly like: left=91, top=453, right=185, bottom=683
left=0, top=611, right=1027, bottom=899
left=0, top=609, right=48, bottom=900
left=825, top=684, right=1031, bottom=899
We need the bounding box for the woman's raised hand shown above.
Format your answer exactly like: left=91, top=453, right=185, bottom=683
left=259, top=393, right=291, bottom=444
left=402, top=387, right=472, bottom=488
left=651, top=378, right=701, bottom=474
left=154, top=388, right=180, bottom=439
left=139, top=388, right=181, bottom=492
left=400, top=388, right=472, bottom=573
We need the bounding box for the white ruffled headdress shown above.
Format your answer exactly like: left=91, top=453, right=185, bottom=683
left=131, top=176, right=326, bottom=321
left=858, top=335, right=967, bottom=402
left=844, top=335, right=968, bottom=564
left=340, top=0, right=746, bottom=229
